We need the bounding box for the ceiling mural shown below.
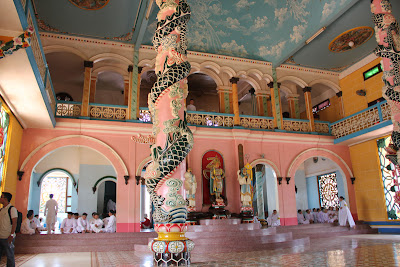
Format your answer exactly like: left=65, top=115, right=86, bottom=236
left=329, top=27, right=374, bottom=53
left=68, top=0, right=110, bottom=10
left=142, top=0, right=356, bottom=65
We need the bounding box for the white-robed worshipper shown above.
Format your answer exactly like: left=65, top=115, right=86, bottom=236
left=90, top=213, right=104, bottom=233
left=107, top=199, right=116, bottom=213
left=305, top=209, right=314, bottom=223
left=33, top=215, right=45, bottom=231
left=267, top=210, right=280, bottom=227
left=319, top=208, right=329, bottom=223
left=312, top=208, right=318, bottom=223
left=328, top=207, right=338, bottom=223
left=297, top=210, right=310, bottom=224
left=44, top=194, right=58, bottom=234
left=317, top=208, right=325, bottom=223
left=61, top=212, right=77, bottom=234
left=21, top=210, right=37, bottom=235
left=77, top=213, right=90, bottom=233
left=103, top=210, right=116, bottom=233
left=339, top=196, right=355, bottom=228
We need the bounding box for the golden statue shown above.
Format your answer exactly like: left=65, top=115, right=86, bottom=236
left=203, top=156, right=225, bottom=200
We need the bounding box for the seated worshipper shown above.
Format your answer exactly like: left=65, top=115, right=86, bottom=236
left=267, top=210, right=280, bottom=227
left=317, top=208, right=325, bottom=223
left=33, top=215, right=45, bottom=231
left=103, top=210, right=116, bottom=233
left=77, top=213, right=90, bottom=233
left=297, top=210, right=310, bottom=224
left=61, top=212, right=77, bottom=234
left=21, top=210, right=37, bottom=235
left=90, top=213, right=104, bottom=233
left=141, top=214, right=151, bottom=229
left=305, top=209, right=314, bottom=223
left=73, top=213, right=79, bottom=222
left=313, top=208, right=319, bottom=223
left=102, top=213, right=109, bottom=228
left=319, top=208, right=329, bottom=223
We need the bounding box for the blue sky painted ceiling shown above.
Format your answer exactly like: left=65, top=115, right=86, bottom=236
left=143, top=0, right=358, bottom=65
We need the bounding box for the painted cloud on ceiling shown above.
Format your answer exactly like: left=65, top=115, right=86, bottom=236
left=143, top=0, right=354, bottom=65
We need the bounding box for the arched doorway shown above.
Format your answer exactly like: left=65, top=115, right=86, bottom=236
left=97, top=180, right=116, bottom=216
left=294, top=157, right=348, bottom=211
left=252, top=163, right=279, bottom=219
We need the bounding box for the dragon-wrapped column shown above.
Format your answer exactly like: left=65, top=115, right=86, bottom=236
left=371, top=0, right=400, bottom=165
left=145, top=0, right=194, bottom=265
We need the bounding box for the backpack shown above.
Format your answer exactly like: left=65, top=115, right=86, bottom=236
left=8, top=205, right=23, bottom=234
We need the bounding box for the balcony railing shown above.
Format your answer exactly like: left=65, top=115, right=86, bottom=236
left=89, top=103, right=128, bottom=120
left=330, top=101, right=391, bottom=139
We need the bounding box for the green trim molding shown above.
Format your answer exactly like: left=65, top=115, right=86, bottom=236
left=92, top=176, right=117, bottom=194
left=37, top=168, right=77, bottom=189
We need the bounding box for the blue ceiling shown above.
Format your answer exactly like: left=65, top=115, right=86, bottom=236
left=33, top=0, right=400, bottom=71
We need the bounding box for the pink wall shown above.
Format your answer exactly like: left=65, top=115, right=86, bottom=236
left=16, top=118, right=355, bottom=231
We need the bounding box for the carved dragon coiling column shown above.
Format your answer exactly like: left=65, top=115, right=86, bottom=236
left=145, top=0, right=194, bottom=265
left=371, top=0, right=400, bottom=165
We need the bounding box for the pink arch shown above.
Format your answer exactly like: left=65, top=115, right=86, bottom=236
left=16, top=135, right=128, bottom=214
left=286, top=148, right=357, bottom=216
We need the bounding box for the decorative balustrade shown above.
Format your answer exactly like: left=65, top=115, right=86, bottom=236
left=283, top=119, right=311, bottom=132
left=330, top=101, right=391, bottom=139
left=89, top=104, right=128, bottom=120
left=240, top=116, right=274, bottom=130
left=187, top=112, right=234, bottom=127
left=56, top=101, right=82, bottom=117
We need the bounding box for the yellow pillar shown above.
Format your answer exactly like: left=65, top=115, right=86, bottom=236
left=266, top=95, right=272, bottom=117
left=255, top=90, right=269, bottom=116
left=81, top=61, right=93, bottom=117
left=136, top=67, right=143, bottom=119
left=336, top=91, right=344, bottom=119
left=286, top=94, right=300, bottom=119
left=89, top=76, right=96, bottom=103
left=303, top=87, right=315, bottom=132
left=230, top=77, right=240, bottom=125
left=217, top=86, right=231, bottom=113
left=127, top=65, right=133, bottom=120
left=124, top=79, right=129, bottom=106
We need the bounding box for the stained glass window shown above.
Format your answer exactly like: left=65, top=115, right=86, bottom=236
left=0, top=105, right=10, bottom=185
left=39, top=177, right=68, bottom=213
left=377, top=137, right=400, bottom=220
left=318, top=172, right=339, bottom=208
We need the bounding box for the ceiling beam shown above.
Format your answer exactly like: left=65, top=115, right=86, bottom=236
left=132, top=0, right=154, bottom=49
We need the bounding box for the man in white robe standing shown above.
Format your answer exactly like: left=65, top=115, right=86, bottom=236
left=61, top=212, right=77, bottom=234
left=103, top=210, right=116, bottom=233
left=44, top=194, right=58, bottom=234
left=267, top=210, right=280, bottom=227
left=77, top=213, right=90, bottom=233
left=339, top=196, right=355, bottom=228
left=90, top=213, right=104, bottom=233
left=297, top=210, right=310, bottom=224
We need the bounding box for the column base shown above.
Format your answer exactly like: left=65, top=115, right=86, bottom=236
left=149, top=239, right=195, bottom=266
left=153, top=251, right=191, bottom=266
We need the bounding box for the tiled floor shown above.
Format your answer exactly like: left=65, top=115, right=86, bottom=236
left=2, top=234, right=400, bottom=266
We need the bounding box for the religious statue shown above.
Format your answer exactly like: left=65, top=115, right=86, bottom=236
left=237, top=163, right=253, bottom=212
left=184, top=168, right=197, bottom=212
left=203, top=156, right=225, bottom=203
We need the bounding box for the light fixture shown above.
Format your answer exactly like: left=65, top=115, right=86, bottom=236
left=305, top=27, right=326, bottom=44
left=356, top=89, right=366, bottom=96
left=348, top=41, right=355, bottom=47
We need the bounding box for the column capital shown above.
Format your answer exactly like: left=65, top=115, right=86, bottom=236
left=230, top=77, right=239, bottom=84
left=217, top=86, right=232, bottom=93
left=84, top=61, right=93, bottom=68
left=303, top=87, right=312, bottom=93
left=336, top=91, right=343, bottom=97
left=128, top=65, right=133, bottom=72
left=286, top=94, right=300, bottom=101
left=267, top=82, right=274, bottom=88
left=138, top=66, right=143, bottom=74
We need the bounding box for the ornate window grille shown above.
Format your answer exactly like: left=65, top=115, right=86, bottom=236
left=318, top=172, right=339, bottom=208
left=377, top=137, right=400, bottom=220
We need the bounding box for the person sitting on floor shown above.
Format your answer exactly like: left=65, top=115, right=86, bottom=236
left=141, top=214, right=151, bottom=229
left=319, top=208, right=329, bottom=223
left=32, top=215, right=45, bottom=232
left=77, top=213, right=90, bottom=233
left=102, top=213, right=109, bottom=229
left=305, top=209, right=314, bottom=224
left=297, top=210, right=310, bottom=224
left=90, top=213, right=103, bottom=233
left=267, top=210, right=280, bottom=227
left=103, top=210, right=116, bottom=233
left=313, top=208, right=319, bottom=223
left=21, top=210, right=37, bottom=235
left=61, top=212, right=77, bottom=234
left=317, top=208, right=325, bottom=223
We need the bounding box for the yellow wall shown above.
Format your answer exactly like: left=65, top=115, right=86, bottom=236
left=0, top=103, right=23, bottom=206
left=340, top=58, right=384, bottom=117
left=316, top=95, right=343, bottom=122
left=349, top=139, right=387, bottom=221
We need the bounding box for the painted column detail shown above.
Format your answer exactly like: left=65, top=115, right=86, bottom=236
left=124, top=79, right=129, bottom=106
left=269, top=80, right=283, bottom=129
left=130, top=51, right=139, bottom=120
left=303, top=87, right=315, bottom=132
left=266, top=95, right=272, bottom=117
left=217, top=86, right=231, bottom=113
left=89, top=76, right=97, bottom=103
left=371, top=0, right=400, bottom=165
left=287, top=94, right=300, bottom=119
left=230, top=77, right=240, bottom=125
left=127, top=65, right=133, bottom=119
left=256, top=90, right=269, bottom=116
left=81, top=61, right=93, bottom=117
left=136, top=67, right=143, bottom=119
left=145, top=0, right=194, bottom=265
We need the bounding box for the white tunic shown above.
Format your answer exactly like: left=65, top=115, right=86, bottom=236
left=44, top=199, right=58, bottom=224
left=90, top=219, right=104, bottom=233
left=339, top=200, right=355, bottom=227
left=305, top=212, right=314, bottom=223
left=267, top=213, right=280, bottom=227
left=319, top=212, right=329, bottom=223
left=103, top=215, right=116, bottom=233
left=21, top=218, right=35, bottom=235
left=76, top=217, right=89, bottom=232
left=297, top=213, right=310, bottom=224
left=61, top=218, right=77, bottom=234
